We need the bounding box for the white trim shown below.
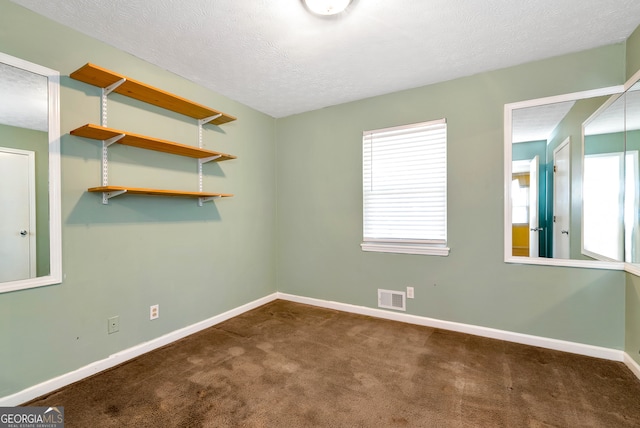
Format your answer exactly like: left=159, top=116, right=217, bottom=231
left=0, top=293, right=278, bottom=406
left=361, top=242, right=450, bottom=256
left=277, top=292, right=624, bottom=362
left=364, top=117, right=446, bottom=136
left=625, top=67, right=640, bottom=91
left=625, top=263, right=640, bottom=276
left=505, top=86, right=624, bottom=111
left=624, top=352, right=640, bottom=379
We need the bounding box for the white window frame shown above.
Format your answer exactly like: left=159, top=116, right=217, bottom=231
left=361, top=119, right=449, bottom=256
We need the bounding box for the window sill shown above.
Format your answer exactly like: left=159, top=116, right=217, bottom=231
left=361, top=242, right=450, bottom=256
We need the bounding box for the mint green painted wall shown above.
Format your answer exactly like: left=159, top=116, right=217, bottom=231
left=0, top=124, right=50, bottom=276
left=626, top=274, right=640, bottom=362
left=276, top=44, right=627, bottom=349
left=627, top=25, right=640, bottom=80
left=0, top=1, right=276, bottom=397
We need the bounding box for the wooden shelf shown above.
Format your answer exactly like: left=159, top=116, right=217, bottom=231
left=70, top=63, right=236, bottom=126
left=71, top=124, right=236, bottom=162
left=88, top=186, right=233, bottom=199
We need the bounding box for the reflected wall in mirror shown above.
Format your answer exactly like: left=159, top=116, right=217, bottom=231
left=0, top=52, right=61, bottom=293
left=505, top=86, right=625, bottom=269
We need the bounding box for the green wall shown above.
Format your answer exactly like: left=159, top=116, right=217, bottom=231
left=0, top=123, right=50, bottom=276
left=275, top=43, right=627, bottom=351
left=627, top=25, right=640, bottom=81
left=0, top=1, right=277, bottom=397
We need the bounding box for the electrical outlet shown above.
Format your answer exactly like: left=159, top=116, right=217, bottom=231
left=407, top=286, right=415, bottom=299
left=150, top=304, right=159, bottom=320
left=107, top=316, right=119, bottom=334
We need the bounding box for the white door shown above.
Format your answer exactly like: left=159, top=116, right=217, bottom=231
left=553, top=139, right=571, bottom=259
left=0, top=147, right=36, bottom=282
left=528, top=155, right=539, bottom=258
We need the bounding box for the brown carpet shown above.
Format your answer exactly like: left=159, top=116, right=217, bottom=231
left=27, top=300, right=640, bottom=427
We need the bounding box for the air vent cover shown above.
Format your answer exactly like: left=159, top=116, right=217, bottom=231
left=378, top=289, right=406, bottom=311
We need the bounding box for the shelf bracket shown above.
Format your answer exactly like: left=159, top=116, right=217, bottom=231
left=104, top=134, right=125, bottom=147
left=104, top=78, right=126, bottom=96
left=100, top=134, right=125, bottom=192
left=198, top=114, right=222, bottom=127
left=102, top=189, right=127, bottom=205
left=199, top=155, right=222, bottom=165
left=198, top=195, right=221, bottom=206
left=101, top=78, right=126, bottom=127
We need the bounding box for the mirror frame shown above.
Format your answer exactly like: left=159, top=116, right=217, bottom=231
left=0, top=52, right=61, bottom=293
left=504, top=85, right=625, bottom=270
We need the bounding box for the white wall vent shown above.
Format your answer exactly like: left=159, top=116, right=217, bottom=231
left=378, top=289, right=406, bottom=311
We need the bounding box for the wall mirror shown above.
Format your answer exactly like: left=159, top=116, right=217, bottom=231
left=504, top=86, right=626, bottom=269
left=0, top=52, right=61, bottom=293
left=582, top=92, right=627, bottom=263
left=625, top=79, right=640, bottom=273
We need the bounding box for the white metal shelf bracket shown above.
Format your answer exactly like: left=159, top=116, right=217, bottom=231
left=103, top=189, right=127, bottom=204
left=104, top=134, right=125, bottom=147
left=101, top=78, right=126, bottom=127
left=198, top=114, right=222, bottom=127
left=196, top=115, right=222, bottom=198
left=198, top=195, right=221, bottom=206
left=199, top=155, right=222, bottom=165
left=100, top=134, right=125, bottom=204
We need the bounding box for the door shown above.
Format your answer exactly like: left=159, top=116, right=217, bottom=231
left=528, top=155, right=539, bottom=257
left=553, top=139, right=570, bottom=259
left=0, top=147, right=36, bottom=282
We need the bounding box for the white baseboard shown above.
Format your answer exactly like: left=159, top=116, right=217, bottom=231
left=277, top=292, right=626, bottom=362
left=624, top=352, right=640, bottom=379
left=0, top=293, right=278, bottom=407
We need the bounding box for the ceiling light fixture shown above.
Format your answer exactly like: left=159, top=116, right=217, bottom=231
left=303, top=0, right=352, bottom=16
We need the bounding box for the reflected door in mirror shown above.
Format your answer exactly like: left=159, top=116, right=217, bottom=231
left=0, top=146, right=36, bottom=281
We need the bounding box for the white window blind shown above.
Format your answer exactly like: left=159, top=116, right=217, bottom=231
left=362, top=119, right=448, bottom=255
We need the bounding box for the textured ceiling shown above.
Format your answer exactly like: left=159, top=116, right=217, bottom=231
left=9, top=0, right=640, bottom=118
left=512, top=101, right=575, bottom=143
left=0, top=62, right=48, bottom=132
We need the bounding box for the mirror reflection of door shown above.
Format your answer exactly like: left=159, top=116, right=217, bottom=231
left=553, top=138, right=570, bottom=259
left=528, top=156, right=539, bottom=257
left=511, top=157, right=540, bottom=257
left=0, top=146, right=36, bottom=282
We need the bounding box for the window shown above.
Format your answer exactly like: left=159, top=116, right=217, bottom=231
left=583, top=152, right=630, bottom=261
left=362, top=119, right=449, bottom=256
